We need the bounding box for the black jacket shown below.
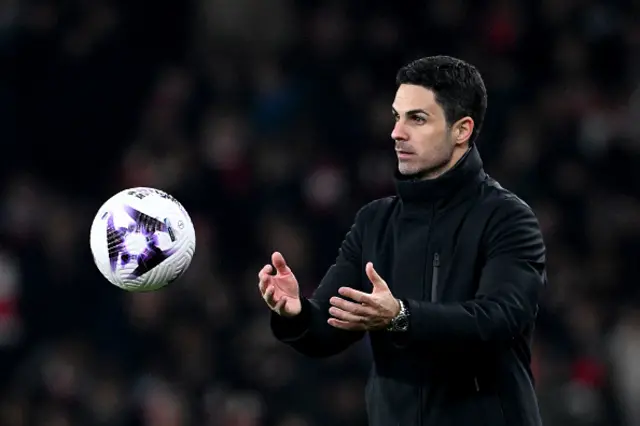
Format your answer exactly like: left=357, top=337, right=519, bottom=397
left=271, top=145, right=547, bottom=426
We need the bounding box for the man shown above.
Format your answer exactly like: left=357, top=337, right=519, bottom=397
left=258, top=55, right=546, bottom=426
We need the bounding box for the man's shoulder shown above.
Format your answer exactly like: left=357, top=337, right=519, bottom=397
left=478, top=177, right=543, bottom=251
left=479, top=176, right=537, bottom=220
left=347, top=196, right=400, bottom=234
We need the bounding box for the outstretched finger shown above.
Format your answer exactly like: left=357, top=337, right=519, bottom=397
left=258, top=279, right=268, bottom=295
left=329, top=306, right=366, bottom=324
left=263, top=285, right=276, bottom=307
left=272, top=252, right=291, bottom=275
left=338, top=287, right=374, bottom=304
left=330, top=296, right=377, bottom=317
left=258, top=264, right=273, bottom=281
left=274, top=298, right=286, bottom=315
left=258, top=265, right=272, bottom=294
left=366, top=262, right=389, bottom=290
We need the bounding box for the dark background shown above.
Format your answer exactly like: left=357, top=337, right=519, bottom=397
left=3, top=0, right=640, bottom=425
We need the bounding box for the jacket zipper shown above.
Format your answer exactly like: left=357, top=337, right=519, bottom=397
left=430, top=252, right=440, bottom=302
left=418, top=208, right=437, bottom=425
left=415, top=252, right=440, bottom=425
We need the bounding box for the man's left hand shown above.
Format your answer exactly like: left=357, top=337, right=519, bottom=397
left=328, top=262, right=401, bottom=331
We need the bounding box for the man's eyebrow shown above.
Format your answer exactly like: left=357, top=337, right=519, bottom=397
left=392, top=107, right=431, bottom=116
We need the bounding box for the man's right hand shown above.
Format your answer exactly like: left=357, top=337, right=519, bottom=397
left=258, top=251, right=302, bottom=317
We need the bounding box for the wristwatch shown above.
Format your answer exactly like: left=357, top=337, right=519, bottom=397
left=387, top=299, right=410, bottom=332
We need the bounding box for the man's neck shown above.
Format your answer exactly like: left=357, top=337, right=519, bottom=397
left=419, top=145, right=471, bottom=181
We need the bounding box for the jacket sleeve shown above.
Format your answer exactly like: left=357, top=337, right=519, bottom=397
left=270, top=204, right=370, bottom=357
left=404, top=197, right=546, bottom=344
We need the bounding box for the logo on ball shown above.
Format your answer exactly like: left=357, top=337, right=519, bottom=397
left=106, top=205, right=177, bottom=278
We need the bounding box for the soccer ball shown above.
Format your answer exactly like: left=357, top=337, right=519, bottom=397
left=90, top=187, right=196, bottom=292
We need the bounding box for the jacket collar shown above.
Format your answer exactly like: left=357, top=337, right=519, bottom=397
left=394, top=144, right=486, bottom=205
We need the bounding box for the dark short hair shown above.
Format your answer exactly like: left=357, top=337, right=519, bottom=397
left=396, top=56, right=487, bottom=144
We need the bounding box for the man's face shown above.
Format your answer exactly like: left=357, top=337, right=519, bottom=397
left=391, top=84, right=469, bottom=178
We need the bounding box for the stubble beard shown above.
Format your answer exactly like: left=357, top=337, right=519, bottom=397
left=400, top=134, right=455, bottom=181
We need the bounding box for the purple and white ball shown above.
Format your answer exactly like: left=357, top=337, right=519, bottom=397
left=90, top=188, right=196, bottom=291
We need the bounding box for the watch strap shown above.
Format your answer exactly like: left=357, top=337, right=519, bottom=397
left=387, top=299, right=410, bottom=332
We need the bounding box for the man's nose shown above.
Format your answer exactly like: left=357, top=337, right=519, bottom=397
left=391, top=121, right=408, bottom=141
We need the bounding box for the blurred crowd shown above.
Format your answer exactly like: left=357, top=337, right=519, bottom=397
left=4, top=0, right=640, bottom=425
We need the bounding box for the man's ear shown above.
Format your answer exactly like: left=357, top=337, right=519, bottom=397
left=452, top=117, right=474, bottom=146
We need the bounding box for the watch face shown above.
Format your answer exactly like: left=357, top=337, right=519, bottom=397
left=387, top=301, right=409, bottom=332
left=395, top=317, right=408, bottom=331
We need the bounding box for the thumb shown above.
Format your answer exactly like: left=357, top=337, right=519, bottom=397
left=366, top=262, right=388, bottom=289
left=272, top=251, right=291, bottom=275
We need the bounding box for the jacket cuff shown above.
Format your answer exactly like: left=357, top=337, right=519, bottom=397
left=270, top=297, right=312, bottom=342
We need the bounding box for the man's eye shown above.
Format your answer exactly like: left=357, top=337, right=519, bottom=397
left=412, top=116, right=426, bottom=124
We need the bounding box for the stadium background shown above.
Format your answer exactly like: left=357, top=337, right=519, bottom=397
left=4, top=0, right=640, bottom=425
